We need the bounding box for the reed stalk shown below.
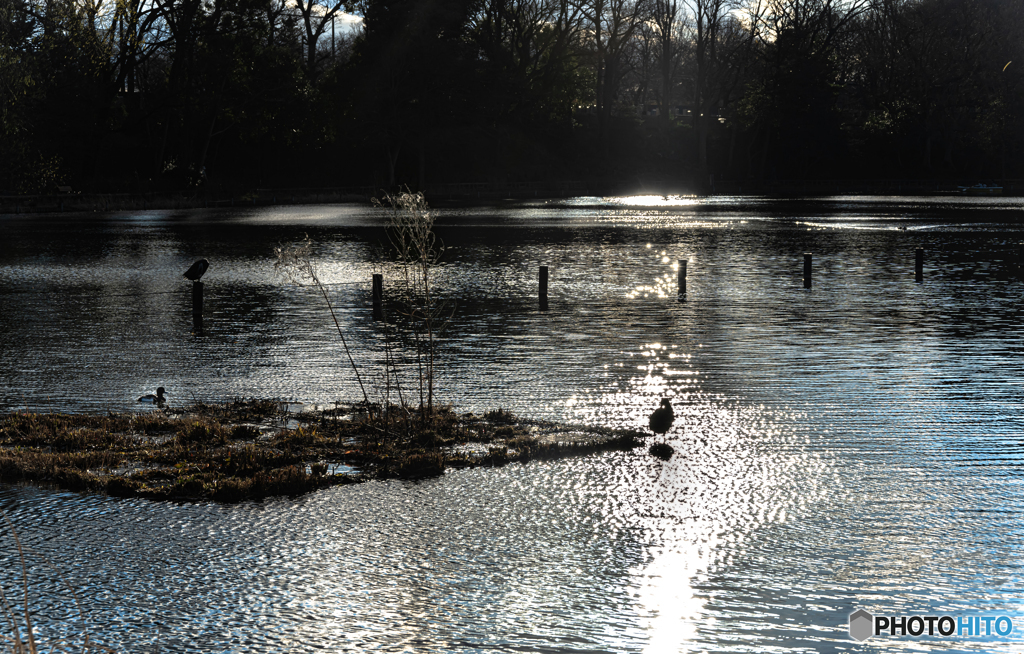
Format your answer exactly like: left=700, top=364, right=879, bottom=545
left=274, top=236, right=370, bottom=406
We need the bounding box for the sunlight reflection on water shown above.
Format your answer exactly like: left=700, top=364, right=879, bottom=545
left=607, top=195, right=702, bottom=208
left=1, top=196, right=1023, bottom=652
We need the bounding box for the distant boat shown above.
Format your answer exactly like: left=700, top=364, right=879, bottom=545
left=958, top=184, right=1003, bottom=196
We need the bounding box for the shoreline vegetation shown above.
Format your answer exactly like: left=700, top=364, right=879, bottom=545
left=1, top=179, right=1020, bottom=215
left=0, top=400, right=645, bottom=503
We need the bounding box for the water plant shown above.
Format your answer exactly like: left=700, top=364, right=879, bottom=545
left=274, top=235, right=370, bottom=406
left=1, top=511, right=114, bottom=653
left=274, top=191, right=452, bottom=451
left=0, top=512, right=37, bottom=654
left=374, top=190, right=452, bottom=418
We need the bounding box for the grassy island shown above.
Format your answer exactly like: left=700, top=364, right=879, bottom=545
left=0, top=400, right=644, bottom=503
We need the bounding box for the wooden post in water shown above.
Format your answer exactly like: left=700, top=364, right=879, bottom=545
left=803, top=253, right=812, bottom=289
left=915, top=248, right=924, bottom=283
left=678, top=260, right=687, bottom=297
left=192, top=281, right=204, bottom=333
left=372, top=273, right=383, bottom=320
left=539, top=265, right=549, bottom=310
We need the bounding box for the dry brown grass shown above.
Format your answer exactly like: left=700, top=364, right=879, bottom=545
left=0, top=402, right=643, bottom=502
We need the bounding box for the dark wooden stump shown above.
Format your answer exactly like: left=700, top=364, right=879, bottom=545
left=372, top=273, right=383, bottom=321
left=192, top=281, right=204, bottom=333
left=539, top=265, right=548, bottom=310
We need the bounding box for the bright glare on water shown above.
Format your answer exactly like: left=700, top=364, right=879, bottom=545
left=1, top=195, right=1023, bottom=652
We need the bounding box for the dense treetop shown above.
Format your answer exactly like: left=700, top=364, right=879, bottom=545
left=1, top=0, right=1021, bottom=193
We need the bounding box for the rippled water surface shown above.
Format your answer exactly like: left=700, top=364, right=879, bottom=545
left=1, top=195, right=1023, bottom=652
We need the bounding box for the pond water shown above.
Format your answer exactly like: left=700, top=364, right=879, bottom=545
left=1, top=195, right=1023, bottom=652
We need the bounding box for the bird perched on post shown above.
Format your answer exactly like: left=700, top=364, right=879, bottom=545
left=138, top=387, right=167, bottom=403
left=648, top=398, right=675, bottom=460
left=183, top=259, right=209, bottom=282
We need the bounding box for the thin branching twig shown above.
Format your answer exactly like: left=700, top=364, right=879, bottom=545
left=275, top=236, right=370, bottom=406
left=375, top=190, right=451, bottom=418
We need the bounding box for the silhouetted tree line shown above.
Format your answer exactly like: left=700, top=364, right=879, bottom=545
left=1, top=0, right=1022, bottom=194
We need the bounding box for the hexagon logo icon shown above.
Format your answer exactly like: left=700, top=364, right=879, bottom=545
left=849, top=609, right=874, bottom=642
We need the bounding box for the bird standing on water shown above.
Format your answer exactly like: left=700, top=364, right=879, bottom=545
left=648, top=398, right=675, bottom=460
left=649, top=398, right=674, bottom=437
left=183, top=259, right=209, bottom=282
left=138, top=387, right=167, bottom=403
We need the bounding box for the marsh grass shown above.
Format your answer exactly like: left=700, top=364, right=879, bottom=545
left=0, top=402, right=643, bottom=502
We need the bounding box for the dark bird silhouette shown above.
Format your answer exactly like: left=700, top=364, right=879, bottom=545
left=138, top=387, right=167, bottom=403
left=649, top=398, right=674, bottom=436
left=648, top=398, right=675, bottom=460
left=183, top=259, right=209, bottom=281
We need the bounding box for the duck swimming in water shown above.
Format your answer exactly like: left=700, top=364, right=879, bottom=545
left=138, top=387, right=167, bottom=403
